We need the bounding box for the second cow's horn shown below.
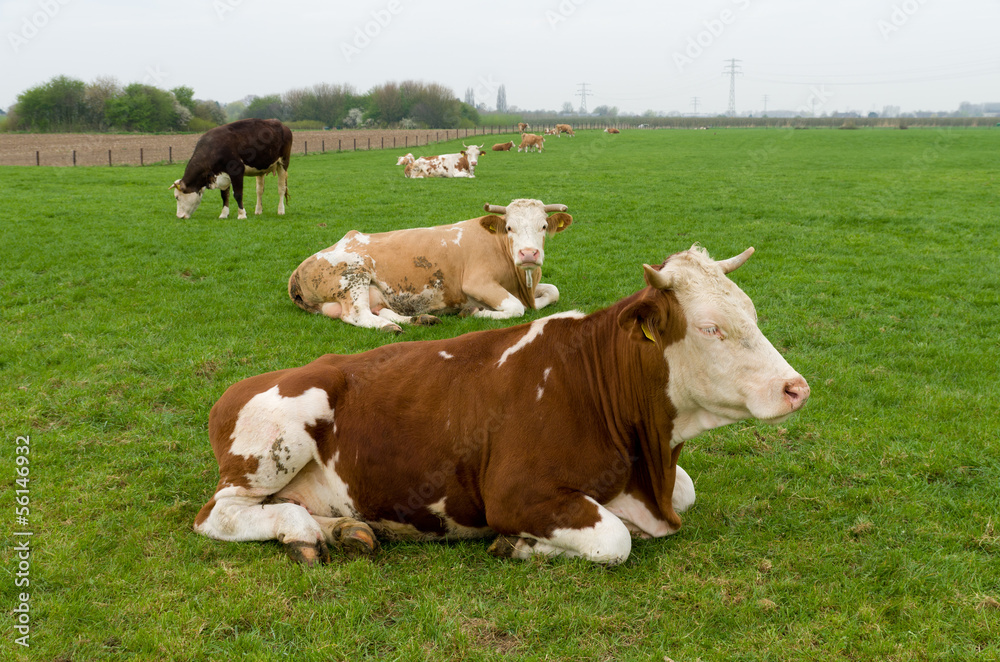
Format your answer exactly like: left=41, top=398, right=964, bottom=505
left=484, top=203, right=507, bottom=214
left=543, top=204, right=568, bottom=213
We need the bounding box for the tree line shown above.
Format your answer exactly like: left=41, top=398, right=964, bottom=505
left=3, top=75, right=483, bottom=133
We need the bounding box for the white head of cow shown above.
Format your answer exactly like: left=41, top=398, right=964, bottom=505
left=620, top=245, right=810, bottom=438
left=462, top=143, right=484, bottom=168
left=482, top=199, right=573, bottom=270
left=396, top=153, right=415, bottom=166
left=170, top=179, right=204, bottom=219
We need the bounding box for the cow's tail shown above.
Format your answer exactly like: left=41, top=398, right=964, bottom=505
left=288, top=269, right=317, bottom=313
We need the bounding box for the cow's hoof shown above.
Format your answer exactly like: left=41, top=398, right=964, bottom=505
left=381, top=324, right=403, bottom=335
left=332, top=520, right=380, bottom=558
left=284, top=539, right=331, bottom=567
left=458, top=307, right=480, bottom=319
left=413, top=314, right=441, bottom=326
left=487, top=535, right=522, bottom=559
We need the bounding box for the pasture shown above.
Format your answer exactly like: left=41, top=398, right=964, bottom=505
left=2, top=127, right=998, bottom=661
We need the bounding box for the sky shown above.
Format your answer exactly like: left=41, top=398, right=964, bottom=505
left=2, top=0, right=999, bottom=117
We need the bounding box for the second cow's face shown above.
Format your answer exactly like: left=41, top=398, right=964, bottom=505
left=484, top=200, right=572, bottom=269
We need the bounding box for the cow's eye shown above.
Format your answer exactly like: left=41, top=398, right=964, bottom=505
left=506, top=225, right=513, bottom=233
left=700, top=325, right=724, bottom=339
left=542, top=224, right=548, bottom=231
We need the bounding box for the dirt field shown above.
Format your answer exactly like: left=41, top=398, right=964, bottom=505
left=0, top=127, right=519, bottom=167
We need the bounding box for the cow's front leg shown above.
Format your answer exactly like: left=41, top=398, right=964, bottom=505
left=533, top=283, right=559, bottom=310
left=254, top=174, right=265, bottom=215
left=487, top=494, right=632, bottom=565
left=229, top=171, right=247, bottom=219
left=276, top=165, right=288, bottom=215
left=465, top=284, right=526, bottom=320
left=219, top=188, right=230, bottom=219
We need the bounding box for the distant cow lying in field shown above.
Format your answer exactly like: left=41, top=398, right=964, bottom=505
left=492, top=141, right=514, bottom=151
left=196, top=245, right=810, bottom=566
left=170, top=118, right=292, bottom=219
left=556, top=123, right=575, bottom=137
left=288, top=198, right=572, bottom=333
left=398, top=143, right=484, bottom=178
left=605, top=127, right=620, bottom=134
left=544, top=128, right=558, bottom=135
left=518, top=134, right=544, bottom=153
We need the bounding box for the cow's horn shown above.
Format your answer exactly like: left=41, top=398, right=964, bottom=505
left=543, top=204, right=568, bottom=213
left=643, top=263, right=676, bottom=290
left=484, top=203, right=507, bottom=214
left=169, top=182, right=178, bottom=190
left=717, top=247, right=755, bottom=274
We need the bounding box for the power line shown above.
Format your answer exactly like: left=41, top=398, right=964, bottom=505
left=690, top=97, right=700, bottom=115
left=722, top=58, right=743, bottom=117
left=576, top=83, right=592, bottom=114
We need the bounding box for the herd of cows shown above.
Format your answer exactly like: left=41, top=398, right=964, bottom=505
left=174, top=118, right=811, bottom=566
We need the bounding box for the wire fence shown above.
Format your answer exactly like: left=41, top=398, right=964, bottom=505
left=0, top=123, right=642, bottom=167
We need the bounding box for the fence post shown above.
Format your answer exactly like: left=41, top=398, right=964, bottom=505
left=108, top=149, right=112, bottom=166
left=36, top=151, right=39, bottom=166
left=338, top=139, right=342, bottom=151
left=322, top=140, right=325, bottom=153
left=368, top=137, right=371, bottom=150
left=353, top=138, right=357, bottom=151
left=140, top=148, right=144, bottom=166
left=169, top=146, right=172, bottom=164
left=305, top=141, right=308, bottom=155
left=381, top=136, right=384, bottom=150
left=73, top=150, right=76, bottom=166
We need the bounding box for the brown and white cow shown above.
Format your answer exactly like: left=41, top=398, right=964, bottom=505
left=401, top=143, right=484, bottom=178
left=518, top=133, right=544, bottom=153
left=544, top=127, right=559, bottom=136
left=171, top=118, right=292, bottom=219
left=492, top=141, right=515, bottom=151
left=288, top=199, right=572, bottom=333
left=518, top=122, right=530, bottom=132
left=605, top=127, right=620, bottom=134
left=195, top=245, right=810, bottom=565
left=556, top=123, right=575, bottom=137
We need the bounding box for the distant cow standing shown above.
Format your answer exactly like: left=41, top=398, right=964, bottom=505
left=556, top=123, right=575, bottom=137
left=518, top=133, right=544, bottom=153
left=171, top=119, right=292, bottom=219
left=492, top=141, right=514, bottom=151
left=518, top=122, right=530, bottom=132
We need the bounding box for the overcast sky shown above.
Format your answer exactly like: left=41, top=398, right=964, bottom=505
left=2, top=0, right=999, bottom=116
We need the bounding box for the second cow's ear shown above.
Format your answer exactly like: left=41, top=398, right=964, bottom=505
left=546, top=213, right=572, bottom=235
left=480, top=215, right=505, bottom=233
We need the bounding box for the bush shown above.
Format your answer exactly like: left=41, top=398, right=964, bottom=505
left=186, top=117, right=217, bottom=133
left=839, top=119, right=858, bottom=130
left=285, top=120, right=325, bottom=130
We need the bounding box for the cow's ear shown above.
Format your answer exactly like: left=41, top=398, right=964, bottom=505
left=617, top=293, right=669, bottom=345
left=546, top=213, right=572, bottom=235
left=479, top=215, right=504, bottom=233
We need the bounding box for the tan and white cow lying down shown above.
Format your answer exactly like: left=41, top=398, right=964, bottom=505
left=396, top=144, right=484, bottom=178
left=288, top=199, right=572, bottom=333
left=196, top=246, right=810, bottom=565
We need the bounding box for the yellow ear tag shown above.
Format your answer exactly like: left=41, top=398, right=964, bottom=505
left=641, top=322, right=655, bottom=342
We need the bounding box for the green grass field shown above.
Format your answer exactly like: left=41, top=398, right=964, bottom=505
left=2, top=127, right=999, bottom=661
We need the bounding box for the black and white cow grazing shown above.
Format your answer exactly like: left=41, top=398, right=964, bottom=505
left=170, top=119, right=292, bottom=220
